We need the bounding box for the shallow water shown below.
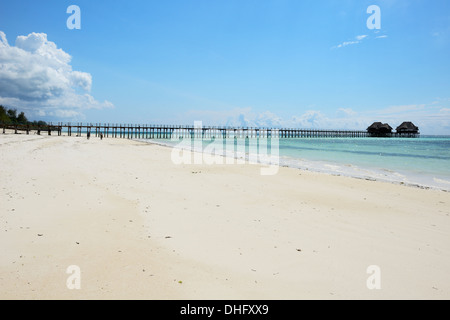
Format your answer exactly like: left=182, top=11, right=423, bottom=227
left=277, top=136, right=450, bottom=190
left=142, top=135, right=450, bottom=191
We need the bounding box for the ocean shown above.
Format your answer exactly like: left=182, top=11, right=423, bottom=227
left=277, top=136, right=450, bottom=191
left=147, top=135, right=450, bottom=191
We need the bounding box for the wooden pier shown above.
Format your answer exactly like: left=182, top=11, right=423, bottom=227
left=1, top=122, right=372, bottom=139
left=1, top=122, right=419, bottom=139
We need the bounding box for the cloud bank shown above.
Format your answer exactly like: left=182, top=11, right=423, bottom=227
left=0, top=31, right=113, bottom=119
left=179, top=99, right=450, bottom=135
left=179, top=107, right=368, bottom=130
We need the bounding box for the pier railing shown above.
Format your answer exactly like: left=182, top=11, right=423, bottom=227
left=1, top=122, right=418, bottom=138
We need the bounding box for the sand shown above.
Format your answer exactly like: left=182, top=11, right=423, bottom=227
left=1, top=132, right=449, bottom=300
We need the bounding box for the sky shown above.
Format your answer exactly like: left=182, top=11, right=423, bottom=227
left=0, top=0, right=449, bottom=134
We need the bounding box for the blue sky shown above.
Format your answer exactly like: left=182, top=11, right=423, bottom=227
left=0, top=0, right=449, bottom=134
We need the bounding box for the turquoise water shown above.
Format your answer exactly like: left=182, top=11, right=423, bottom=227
left=145, top=135, right=450, bottom=190
left=276, top=137, right=450, bottom=190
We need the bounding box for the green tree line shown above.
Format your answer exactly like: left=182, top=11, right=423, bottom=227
left=0, top=105, right=47, bottom=126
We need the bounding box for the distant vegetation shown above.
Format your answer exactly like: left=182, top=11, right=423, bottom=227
left=0, top=105, right=47, bottom=126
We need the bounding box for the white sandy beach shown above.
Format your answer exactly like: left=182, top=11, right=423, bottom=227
left=1, top=132, right=450, bottom=300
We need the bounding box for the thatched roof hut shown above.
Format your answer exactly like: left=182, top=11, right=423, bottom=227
left=367, top=122, right=393, bottom=137
left=396, top=122, right=419, bottom=134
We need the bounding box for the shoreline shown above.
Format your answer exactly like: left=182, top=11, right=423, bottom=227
left=139, top=137, right=450, bottom=193
left=4, top=131, right=450, bottom=192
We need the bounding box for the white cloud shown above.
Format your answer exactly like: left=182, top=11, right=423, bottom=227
left=291, top=110, right=327, bottom=128
left=0, top=31, right=113, bottom=119
left=0, top=31, right=8, bottom=46
left=333, top=35, right=367, bottom=48
left=337, top=108, right=357, bottom=116
left=333, top=33, right=387, bottom=49
left=335, top=40, right=359, bottom=49
left=231, top=110, right=283, bottom=128
left=333, top=35, right=368, bottom=49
